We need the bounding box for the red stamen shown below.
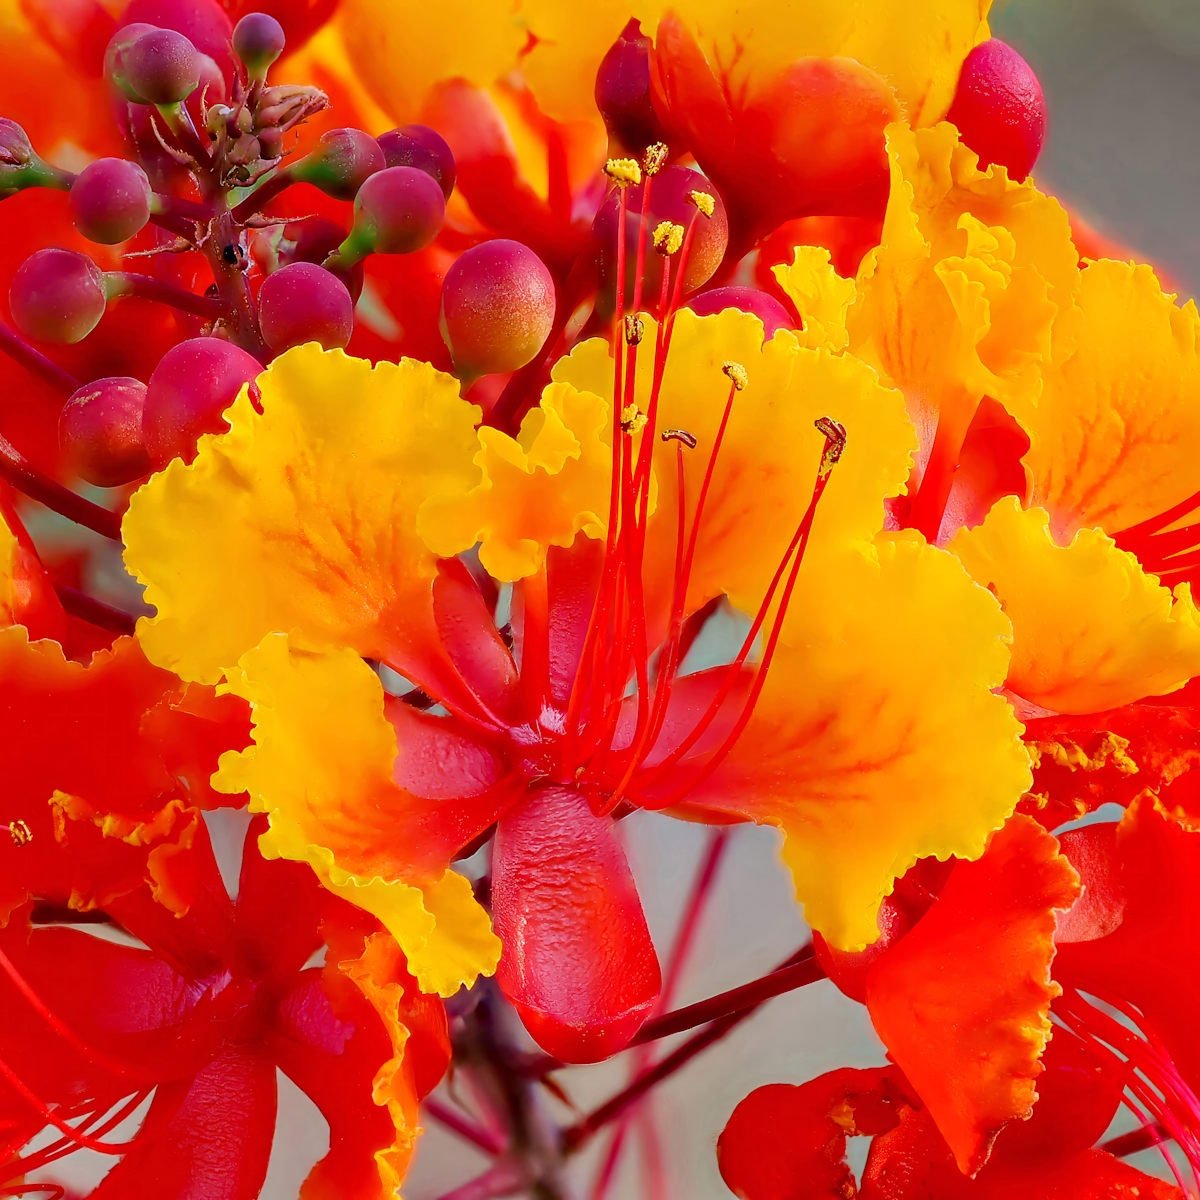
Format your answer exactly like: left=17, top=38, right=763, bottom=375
left=0, top=1056, right=142, bottom=1155
left=0, top=947, right=144, bottom=1081
left=635, top=419, right=846, bottom=795
left=1057, top=988, right=1200, bottom=1196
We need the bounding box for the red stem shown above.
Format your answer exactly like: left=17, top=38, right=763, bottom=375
left=0, top=433, right=121, bottom=541
left=561, top=950, right=823, bottom=1153
left=424, top=1097, right=509, bottom=1157
left=0, top=323, right=81, bottom=395
left=105, top=272, right=223, bottom=319
left=55, top=586, right=137, bottom=635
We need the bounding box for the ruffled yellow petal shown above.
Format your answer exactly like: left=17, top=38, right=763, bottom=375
left=849, top=122, right=1077, bottom=431
left=421, top=382, right=612, bottom=581
left=123, top=345, right=480, bottom=686
left=337, top=0, right=526, bottom=121
left=690, top=533, right=1029, bottom=950
left=214, top=634, right=500, bottom=997
left=950, top=499, right=1200, bottom=714
left=324, top=866, right=499, bottom=1000
left=772, top=246, right=856, bottom=353
left=1023, top=259, right=1200, bottom=537
left=552, top=309, right=915, bottom=616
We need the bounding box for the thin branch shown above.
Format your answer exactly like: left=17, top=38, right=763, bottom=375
left=55, top=586, right=137, bottom=635
left=424, top=1097, right=508, bottom=1157
left=0, top=433, right=121, bottom=541
left=559, top=947, right=823, bottom=1152
left=0, top=323, right=81, bottom=395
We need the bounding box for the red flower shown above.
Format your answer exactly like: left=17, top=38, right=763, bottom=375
left=0, top=817, right=449, bottom=1199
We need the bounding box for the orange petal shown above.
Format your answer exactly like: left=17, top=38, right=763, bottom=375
left=865, top=815, right=1080, bottom=1174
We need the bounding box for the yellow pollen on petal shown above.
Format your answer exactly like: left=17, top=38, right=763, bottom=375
left=722, top=360, right=748, bottom=391
left=624, top=313, right=645, bottom=346
left=643, top=142, right=668, bottom=175
left=604, top=157, right=642, bottom=186
left=653, top=220, right=684, bottom=255
left=688, top=189, right=715, bottom=217
left=621, top=403, right=648, bottom=433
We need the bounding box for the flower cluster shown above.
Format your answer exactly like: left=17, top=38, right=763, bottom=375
left=0, top=0, right=1196, bottom=1196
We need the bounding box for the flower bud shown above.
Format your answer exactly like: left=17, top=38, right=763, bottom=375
left=593, top=165, right=728, bottom=310
left=377, top=125, right=456, bottom=199
left=686, top=286, right=793, bottom=339
left=440, top=240, right=556, bottom=377
left=348, top=166, right=445, bottom=256
left=10, top=249, right=107, bottom=344
left=947, top=38, right=1046, bottom=181
left=259, top=262, right=354, bottom=353
left=142, top=337, right=262, bottom=467
left=70, top=158, right=152, bottom=244
left=104, top=22, right=159, bottom=102
left=59, top=377, right=151, bottom=488
left=122, top=28, right=202, bottom=105
left=233, top=12, right=286, bottom=77
left=289, top=127, right=384, bottom=200
left=256, top=83, right=330, bottom=132
left=595, top=20, right=664, bottom=155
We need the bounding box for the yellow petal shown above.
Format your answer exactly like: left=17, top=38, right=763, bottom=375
left=552, top=308, right=916, bottom=615
left=1023, top=259, right=1200, bottom=537
left=421, top=382, right=612, bottom=581
left=849, top=122, right=1077, bottom=430
left=123, top=345, right=481, bottom=686
left=214, top=633, right=500, bottom=997
left=338, top=0, right=526, bottom=121
left=951, top=498, right=1200, bottom=714
left=688, top=533, right=1029, bottom=950
left=323, top=865, right=500, bottom=999
left=771, top=246, right=856, bottom=353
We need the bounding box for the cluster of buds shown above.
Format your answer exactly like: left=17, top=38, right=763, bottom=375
left=0, top=4, right=563, bottom=494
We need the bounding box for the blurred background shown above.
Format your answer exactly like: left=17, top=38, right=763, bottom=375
left=999, top=0, right=1200, bottom=295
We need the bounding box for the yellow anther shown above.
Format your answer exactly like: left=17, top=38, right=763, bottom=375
left=624, top=313, right=645, bottom=346
left=722, top=360, right=748, bottom=391
left=604, top=157, right=642, bottom=187
left=653, top=220, right=684, bottom=255
left=688, top=189, right=715, bottom=217
left=621, top=404, right=648, bottom=433
left=643, top=143, right=668, bottom=175
left=7, top=820, right=31, bottom=847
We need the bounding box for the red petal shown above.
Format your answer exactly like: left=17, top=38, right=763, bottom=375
left=863, top=1105, right=1182, bottom=1200
left=89, top=1045, right=278, bottom=1200
left=382, top=697, right=518, bottom=868
left=234, top=817, right=328, bottom=980
left=1023, top=703, right=1200, bottom=827
left=491, top=785, right=660, bottom=1062
left=718, top=1068, right=908, bottom=1200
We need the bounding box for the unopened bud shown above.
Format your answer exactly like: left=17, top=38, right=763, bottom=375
left=233, top=12, right=286, bottom=78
